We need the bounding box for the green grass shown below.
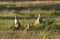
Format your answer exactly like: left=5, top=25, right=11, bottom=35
left=0, top=1, right=60, bottom=39
left=0, top=16, right=59, bottom=30
left=0, top=10, right=60, bottom=17
left=0, top=9, right=60, bottom=39
left=0, top=1, right=60, bottom=7
left=0, top=14, right=60, bottom=39
left=0, top=10, right=60, bottom=39
left=0, top=30, right=60, bottom=39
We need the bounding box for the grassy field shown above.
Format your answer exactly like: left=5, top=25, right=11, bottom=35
left=0, top=1, right=60, bottom=39
left=0, top=1, right=60, bottom=7
left=0, top=30, right=60, bottom=39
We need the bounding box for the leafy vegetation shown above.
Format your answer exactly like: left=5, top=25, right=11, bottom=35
left=0, top=1, right=60, bottom=39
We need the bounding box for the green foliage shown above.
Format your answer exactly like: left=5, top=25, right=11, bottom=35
left=54, top=10, right=60, bottom=16
left=44, top=18, right=54, bottom=25
left=11, top=10, right=18, bottom=14
left=0, top=17, right=54, bottom=31
left=9, top=17, right=54, bottom=31
left=29, top=13, right=35, bottom=18
left=35, top=23, right=45, bottom=30
left=35, top=23, right=41, bottom=30
left=19, top=26, right=25, bottom=30
left=9, top=25, right=25, bottom=30
left=29, top=25, right=35, bottom=30
left=0, top=1, right=59, bottom=39
left=43, top=34, right=50, bottom=39
left=9, top=26, right=15, bottom=30
left=35, top=18, right=54, bottom=30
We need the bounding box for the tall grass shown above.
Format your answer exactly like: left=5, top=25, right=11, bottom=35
left=0, top=1, right=60, bottom=39
left=0, top=1, right=60, bottom=7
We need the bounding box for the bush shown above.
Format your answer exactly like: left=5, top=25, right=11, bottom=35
left=11, top=10, right=18, bottom=14
left=35, top=18, right=54, bottom=30
left=19, top=26, right=25, bottom=30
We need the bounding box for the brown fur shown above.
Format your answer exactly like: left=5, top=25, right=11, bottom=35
left=24, top=27, right=28, bottom=33
left=24, top=23, right=30, bottom=33
left=34, top=14, right=40, bottom=26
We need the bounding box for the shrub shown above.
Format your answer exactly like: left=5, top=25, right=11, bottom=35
left=35, top=18, right=54, bottom=30
left=19, top=26, right=25, bottom=30
left=11, top=10, right=18, bottom=14
left=35, top=23, right=46, bottom=30
left=30, top=25, right=36, bottom=30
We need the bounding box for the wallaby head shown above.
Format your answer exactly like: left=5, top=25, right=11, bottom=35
left=27, top=22, right=30, bottom=30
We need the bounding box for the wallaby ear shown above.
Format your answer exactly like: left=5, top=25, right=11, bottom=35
left=24, top=22, right=30, bottom=33
left=39, top=14, right=40, bottom=17
left=39, top=16, right=42, bottom=23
